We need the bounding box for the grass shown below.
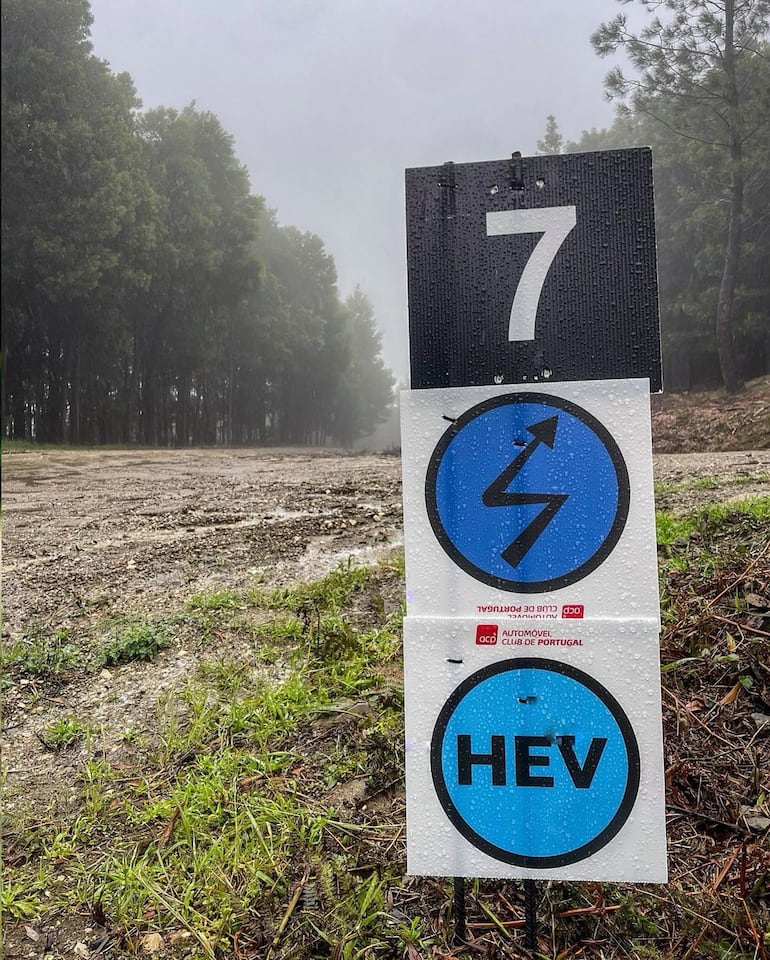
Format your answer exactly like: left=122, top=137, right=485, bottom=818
left=2, top=625, right=81, bottom=677
left=2, top=509, right=769, bottom=958
left=99, top=620, right=173, bottom=667
left=41, top=717, right=93, bottom=749
left=656, top=495, right=770, bottom=546
left=2, top=561, right=410, bottom=958
left=2, top=440, right=160, bottom=453
left=2, top=617, right=177, bottom=681
left=653, top=472, right=770, bottom=515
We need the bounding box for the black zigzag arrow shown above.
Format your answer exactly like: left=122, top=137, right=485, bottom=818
left=481, top=416, right=568, bottom=568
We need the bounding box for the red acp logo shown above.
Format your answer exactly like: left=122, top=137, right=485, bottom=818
left=475, top=624, right=499, bottom=645
left=562, top=604, right=585, bottom=619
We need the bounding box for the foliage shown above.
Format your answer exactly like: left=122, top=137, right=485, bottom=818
left=1, top=0, right=394, bottom=446
left=536, top=114, right=564, bottom=155
left=590, top=0, right=770, bottom=393
left=333, top=289, right=396, bottom=447
left=2, top=618, right=178, bottom=683
left=42, top=716, right=92, bottom=749
left=549, top=33, right=770, bottom=391
left=2, top=625, right=80, bottom=676
left=99, top=621, right=172, bottom=666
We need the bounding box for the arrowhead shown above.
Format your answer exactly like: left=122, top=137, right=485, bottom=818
left=527, top=416, right=558, bottom=448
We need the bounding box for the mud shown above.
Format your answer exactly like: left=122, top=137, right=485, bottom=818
left=2, top=448, right=404, bottom=634
left=1, top=446, right=768, bottom=820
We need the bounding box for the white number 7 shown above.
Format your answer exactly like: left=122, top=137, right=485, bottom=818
left=486, top=206, right=577, bottom=341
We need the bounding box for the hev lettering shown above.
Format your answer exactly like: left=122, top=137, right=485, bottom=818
left=456, top=733, right=607, bottom=789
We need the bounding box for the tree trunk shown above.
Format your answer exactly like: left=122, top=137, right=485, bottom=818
left=73, top=336, right=82, bottom=443
left=715, top=0, right=745, bottom=395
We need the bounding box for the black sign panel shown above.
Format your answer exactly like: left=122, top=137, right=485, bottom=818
left=405, top=148, right=662, bottom=391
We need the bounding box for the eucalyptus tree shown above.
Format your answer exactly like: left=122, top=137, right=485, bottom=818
left=591, top=0, right=770, bottom=393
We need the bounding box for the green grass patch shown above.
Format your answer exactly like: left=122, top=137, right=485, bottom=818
left=99, top=620, right=172, bottom=667
left=41, top=716, right=93, bottom=749
left=253, top=559, right=372, bottom=614
left=656, top=495, right=770, bottom=547
left=2, top=625, right=81, bottom=676
left=3, top=527, right=766, bottom=957
left=186, top=589, right=244, bottom=613
left=2, top=616, right=178, bottom=682
left=3, top=559, right=407, bottom=957
left=1, top=440, right=158, bottom=452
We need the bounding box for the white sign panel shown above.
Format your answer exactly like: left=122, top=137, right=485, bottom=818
left=403, top=616, right=667, bottom=882
left=401, top=378, right=659, bottom=622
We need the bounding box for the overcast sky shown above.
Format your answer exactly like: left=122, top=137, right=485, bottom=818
left=88, top=0, right=625, bottom=380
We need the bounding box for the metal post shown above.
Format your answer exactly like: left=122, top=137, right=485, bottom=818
left=524, top=878, right=538, bottom=954
left=453, top=876, right=467, bottom=943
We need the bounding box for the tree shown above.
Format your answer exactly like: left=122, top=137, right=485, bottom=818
left=536, top=115, right=564, bottom=155
left=591, top=0, right=770, bottom=393
left=131, top=104, right=261, bottom=444
left=1, top=0, right=395, bottom=447
left=332, top=289, right=395, bottom=446
left=564, top=68, right=770, bottom=391
left=1, top=0, right=155, bottom=441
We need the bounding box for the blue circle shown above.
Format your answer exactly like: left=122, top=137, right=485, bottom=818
left=426, top=394, right=629, bottom=592
left=431, top=659, right=640, bottom=867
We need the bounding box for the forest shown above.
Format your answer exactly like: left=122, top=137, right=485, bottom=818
left=2, top=0, right=769, bottom=445
left=548, top=0, right=770, bottom=394
left=1, top=0, right=395, bottom=446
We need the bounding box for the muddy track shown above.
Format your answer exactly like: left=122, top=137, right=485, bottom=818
left=1, top=447, right=768, bottom=821
left=2, top=449, right=404, bottom=633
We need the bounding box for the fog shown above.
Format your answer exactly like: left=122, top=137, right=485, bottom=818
left=89, top=0, right=622, bottom=381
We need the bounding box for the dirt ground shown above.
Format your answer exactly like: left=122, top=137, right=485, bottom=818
left=1, top=449, right=406, bottom=816
left=651, top=375, right=770, bottom=452
left=2, top=448, right=404, bottom=633
left=3, top=445, right=768, bottom=633
left=1, top=442, right=770, bottom=959
left=2, top=444, right=769, bottom=818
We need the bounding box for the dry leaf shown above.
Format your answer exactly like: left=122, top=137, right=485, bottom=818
left=745, top=592, right=769, bottom=610
left=74, top=943, right=90, bottom=959
left=24, top=925, right=40, bottom=942
left=157, top=805, right=180, bottom=848
left=719, top=681, right=741, bottom=706
left=141, top=932, right=165, bottom=953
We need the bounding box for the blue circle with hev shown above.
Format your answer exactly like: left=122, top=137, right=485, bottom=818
left=425, top=393, right=630, bottom=592
left=431, top=658, right=640, bottom=867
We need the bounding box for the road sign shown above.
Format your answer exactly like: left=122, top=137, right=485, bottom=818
left=426, top=392, right=630, bottom=593
left=432, top=658, right=639, bottom=867
left=403, top=617, right=667, bottom=881
left=406, top=148, right=661, bottom=391
left=401, top=378, right=659, bottom=621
